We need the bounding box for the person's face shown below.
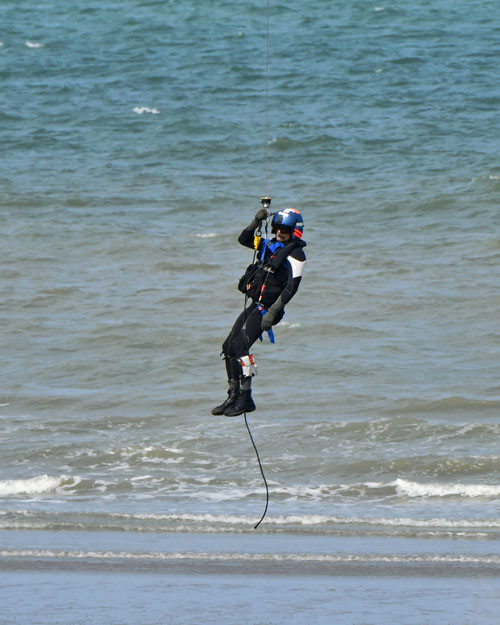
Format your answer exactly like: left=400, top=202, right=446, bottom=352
left=276, top=225, right=292, bottom=243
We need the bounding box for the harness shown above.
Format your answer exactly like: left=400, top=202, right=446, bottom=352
left=256, top=239, right=289, bottom=344
left=239, top=238, right=300, bottom=343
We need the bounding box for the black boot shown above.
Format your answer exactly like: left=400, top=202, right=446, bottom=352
left=224, top=389, right=256, bottom=417
left=211, top=382, right=239, bottom=415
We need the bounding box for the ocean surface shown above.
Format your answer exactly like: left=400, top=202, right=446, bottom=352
left=1, top=1, right=500, bottom=623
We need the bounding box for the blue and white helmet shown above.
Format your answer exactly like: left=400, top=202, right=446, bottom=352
left=271, top=208, right=304, bottom=240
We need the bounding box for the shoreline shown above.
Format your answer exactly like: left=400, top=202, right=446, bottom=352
left=3, top=554, right=500, bottom=578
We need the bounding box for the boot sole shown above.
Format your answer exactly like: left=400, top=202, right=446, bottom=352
left=224, top=406, right=256, bottom=417
left=211, top=399, right=238, bottom=416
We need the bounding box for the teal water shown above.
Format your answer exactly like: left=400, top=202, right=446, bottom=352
left=1, top=1, right=500, bottom=623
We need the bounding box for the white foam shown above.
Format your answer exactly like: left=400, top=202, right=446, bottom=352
left=133, top=106, right=160, bottom=115
left=395, top=478, right=500, bottom=499
left=1, top=548, right=499, bottom=566
left=25, top=41, right=43, bottom=48
left=109, top=511, right=500, bottom=530
left=0, top=475, right=65, bottom=496
left=0, top=509, right=498, bottom=535
left=193, top=232, right=218, bottom=238
left=279, top=321, right=301, bottom=329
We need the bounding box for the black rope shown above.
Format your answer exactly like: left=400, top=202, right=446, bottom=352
left=244, top=411, right=269, bottom=529
left=240, top=217, right=271, bottom=530
left=264, top=0, right=270, bottom=195
left=249, top=0, right=272, bottom=529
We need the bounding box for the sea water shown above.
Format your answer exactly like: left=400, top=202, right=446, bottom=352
left=1, top=1, right=500, bottom=623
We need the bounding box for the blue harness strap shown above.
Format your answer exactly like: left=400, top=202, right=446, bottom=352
left=259, top=239, right=267, bottom=262
left=260, top=238, right=284, bottom=262
left=256, top=239, right=284, bottom=343
left=257, top=304, right=275, bottom=343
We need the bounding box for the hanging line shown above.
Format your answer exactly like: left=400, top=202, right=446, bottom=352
left=264, top=0, right=271, bottom=196
left=245, top=413, right=269, bottom=529
left=240, top=1, right=272, bottom=531
left=242, top=215, right=272, bottom=530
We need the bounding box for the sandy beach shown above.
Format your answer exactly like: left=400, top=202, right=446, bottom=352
left=1, top=529, right=499, bottom=624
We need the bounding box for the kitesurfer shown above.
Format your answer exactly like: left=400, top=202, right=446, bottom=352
left=212, top=207, right=307, bottom=417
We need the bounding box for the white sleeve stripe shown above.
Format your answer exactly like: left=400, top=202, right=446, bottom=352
left=288, top=256, right=306, bottom=278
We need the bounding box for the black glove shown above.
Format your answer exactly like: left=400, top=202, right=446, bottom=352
left=261, top=310, right=276, bottom=332
left=254, top=208, right=270, bottom=222
left=250, top=208, right=270, bottom=229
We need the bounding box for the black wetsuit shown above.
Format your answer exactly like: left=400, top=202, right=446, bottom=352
left=221, top=224, right=307, bottom=380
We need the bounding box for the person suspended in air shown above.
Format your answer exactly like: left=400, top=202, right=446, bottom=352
left=212, top=205, right=307, bottom=417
